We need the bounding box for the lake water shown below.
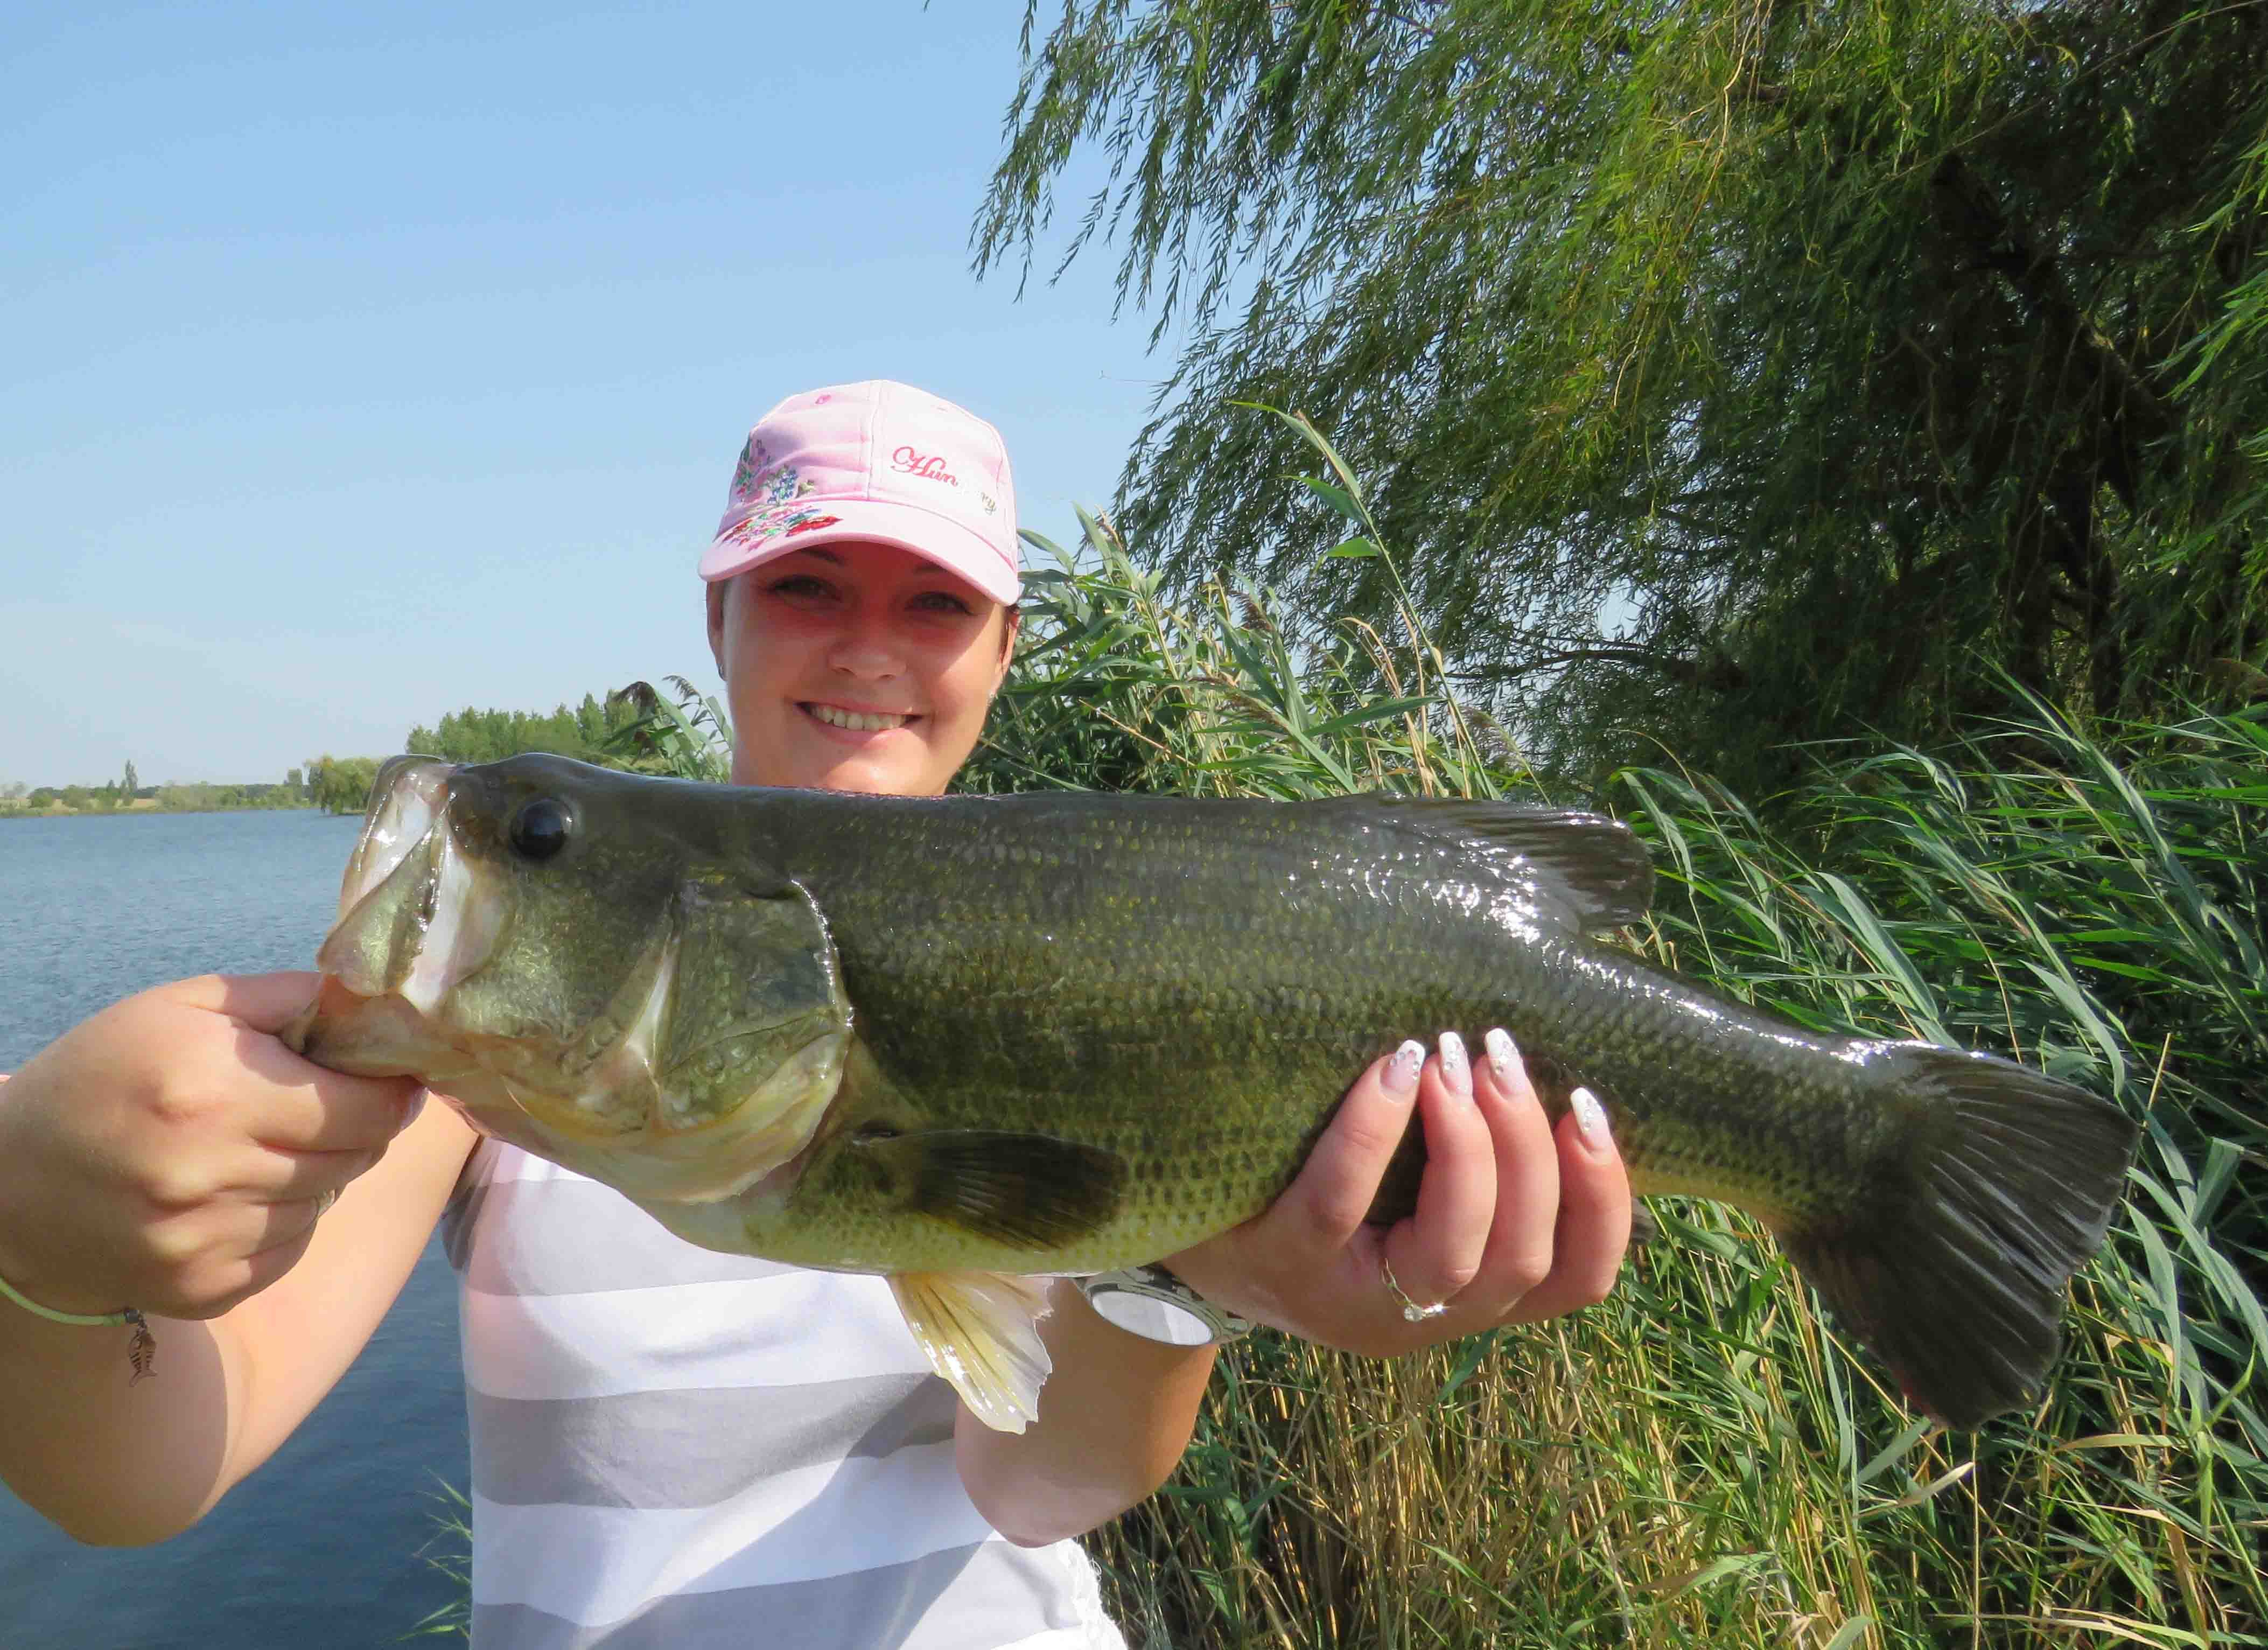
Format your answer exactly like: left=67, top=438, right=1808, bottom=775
left=0, top=809, right=469, bottom=1647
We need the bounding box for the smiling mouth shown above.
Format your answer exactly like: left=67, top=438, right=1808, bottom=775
left=804, top=702, right=915, bottom=733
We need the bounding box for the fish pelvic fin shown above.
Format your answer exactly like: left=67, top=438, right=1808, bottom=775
left=1781, top=1046, right=2138, bottom=1429
left=890, top=1270, right=1056, bottom=1434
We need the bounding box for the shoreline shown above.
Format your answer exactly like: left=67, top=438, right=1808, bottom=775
left=0, top=805, right=332, bottom=822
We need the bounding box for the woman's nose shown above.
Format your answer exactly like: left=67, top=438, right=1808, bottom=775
left=827, top=609, right=901, bottom=678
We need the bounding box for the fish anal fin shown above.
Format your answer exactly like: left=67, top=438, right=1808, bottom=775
left=890, top=1270, right=1056, bottom=1434
left=858, top=1129, right=1125, bottom=1248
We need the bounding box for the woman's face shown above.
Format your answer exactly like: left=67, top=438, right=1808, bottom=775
left=706, top=540, right=1017, bottom=796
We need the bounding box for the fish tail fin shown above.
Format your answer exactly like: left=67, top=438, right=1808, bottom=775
left=1778, top=1047, right=2137, bottom=1429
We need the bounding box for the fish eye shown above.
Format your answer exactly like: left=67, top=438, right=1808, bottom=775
left=508, top=797, right=573, bottom=863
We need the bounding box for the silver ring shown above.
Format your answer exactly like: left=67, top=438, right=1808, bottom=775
left=313, top=1188, right=340, bottom=1219
left=1381, top=1255, right=1447, bottom=1323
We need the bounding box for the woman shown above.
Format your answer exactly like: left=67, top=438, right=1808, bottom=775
left=0, top=382, right=1632, bottom=1647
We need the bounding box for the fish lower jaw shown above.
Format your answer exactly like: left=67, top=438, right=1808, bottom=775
left=285, top=981, right=479, bottom=1086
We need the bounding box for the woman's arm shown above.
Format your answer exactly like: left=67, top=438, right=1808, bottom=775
left=952, top=1280, right=1216, bottom=1548
left=0, top=974, right=476, bottom=1545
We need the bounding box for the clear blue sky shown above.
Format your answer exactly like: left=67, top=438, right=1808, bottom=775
left=2, top=3, right=1170, bottom=787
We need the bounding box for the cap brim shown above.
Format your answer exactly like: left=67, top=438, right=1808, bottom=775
left=699, top=498, right=1020, bottom=605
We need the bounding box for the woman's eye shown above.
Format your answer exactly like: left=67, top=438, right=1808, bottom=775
left=767, top=574, right=835, bottom=600
left=911, top=590, right=974, bottom=615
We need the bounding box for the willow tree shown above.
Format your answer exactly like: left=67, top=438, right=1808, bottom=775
left=977, top=0, right=2268, bottom=780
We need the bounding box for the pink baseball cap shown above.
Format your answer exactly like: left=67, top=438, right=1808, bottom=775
left=698, top=380, right=1021, bottom=603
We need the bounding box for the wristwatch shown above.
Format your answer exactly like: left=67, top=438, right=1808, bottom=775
left=1076, top=1264, right=1253, bottom=1346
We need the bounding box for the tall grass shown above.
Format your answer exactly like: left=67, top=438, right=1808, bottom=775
left=958, top=425, right=2267, bottom=1647
left=405, top=1476, right=473, bottom=1642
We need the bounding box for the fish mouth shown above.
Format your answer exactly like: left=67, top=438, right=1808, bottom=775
left=320, top=757, right=506, bottom=1016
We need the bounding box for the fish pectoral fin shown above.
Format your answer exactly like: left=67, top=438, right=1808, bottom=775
left=855, top=1129, right=1126, bottom=1248
left=889, top=1270, right=1056, bottom=1434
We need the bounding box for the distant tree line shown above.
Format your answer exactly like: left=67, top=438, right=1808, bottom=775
left=143, top=781, right=306, bottom=812
left=8, top=694, right=678, bottom=821
left=0, top=760, right=314, bottom=817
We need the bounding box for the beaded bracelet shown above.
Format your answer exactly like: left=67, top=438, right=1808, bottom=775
left=0, top=1269, right=156, bottom=1380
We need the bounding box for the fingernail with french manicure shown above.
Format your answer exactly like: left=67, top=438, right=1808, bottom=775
left=1437, top=1031, right=1470, bottom=1097
left=1483, top=1027, right=1516, bottom=1090
left=1384, top=1039, right=1425, bottom=1097
left=1571, top=1085, right=1612, bottom=1151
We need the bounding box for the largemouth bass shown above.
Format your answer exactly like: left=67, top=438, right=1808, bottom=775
left=289, top=754, right=2138, bottom=1432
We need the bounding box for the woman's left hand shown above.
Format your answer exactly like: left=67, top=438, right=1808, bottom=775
left=1163, top=1031, right=1632, bottom=1356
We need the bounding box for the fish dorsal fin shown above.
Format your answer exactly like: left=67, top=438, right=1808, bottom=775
left=1307, top=796, right=1655, bottom=932
left=890, top=1270, right=1057, bottom=1432
left=854, top=1129, right=1126, bottom=1248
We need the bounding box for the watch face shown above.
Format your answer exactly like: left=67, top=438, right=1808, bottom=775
left=1088, top=1287, right=1220, bottom=1346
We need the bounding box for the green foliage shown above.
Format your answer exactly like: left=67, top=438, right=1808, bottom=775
left=406, top=1476, right=472, bottom=1642
left=978, top=0, right=2268, bottom=789
left=970, top=442, right=2266, bottom=1645
left=397, top=683, right=733, bottom=784
left=594, top=677, right=734, bottom=782
left=307, top=756, right=383, bottom=816
left=968, top=415, right=1538, bottom=804
left=406, top=694, right=647, bottom=766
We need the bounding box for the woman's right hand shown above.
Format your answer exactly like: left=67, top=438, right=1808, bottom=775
left=0, top=972, right=425, bottom=1323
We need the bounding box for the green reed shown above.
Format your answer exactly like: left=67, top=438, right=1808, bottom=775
left=404, top=1476, right=473, bottom=1642
left=962, top=422, right=2266, bottom=1648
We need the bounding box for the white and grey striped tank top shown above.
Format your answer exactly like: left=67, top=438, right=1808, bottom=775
left=442, top=1139, right=1126, bottom=1649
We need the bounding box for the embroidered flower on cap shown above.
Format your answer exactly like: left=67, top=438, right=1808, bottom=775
left=730, top=439, right=772, bottom=502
